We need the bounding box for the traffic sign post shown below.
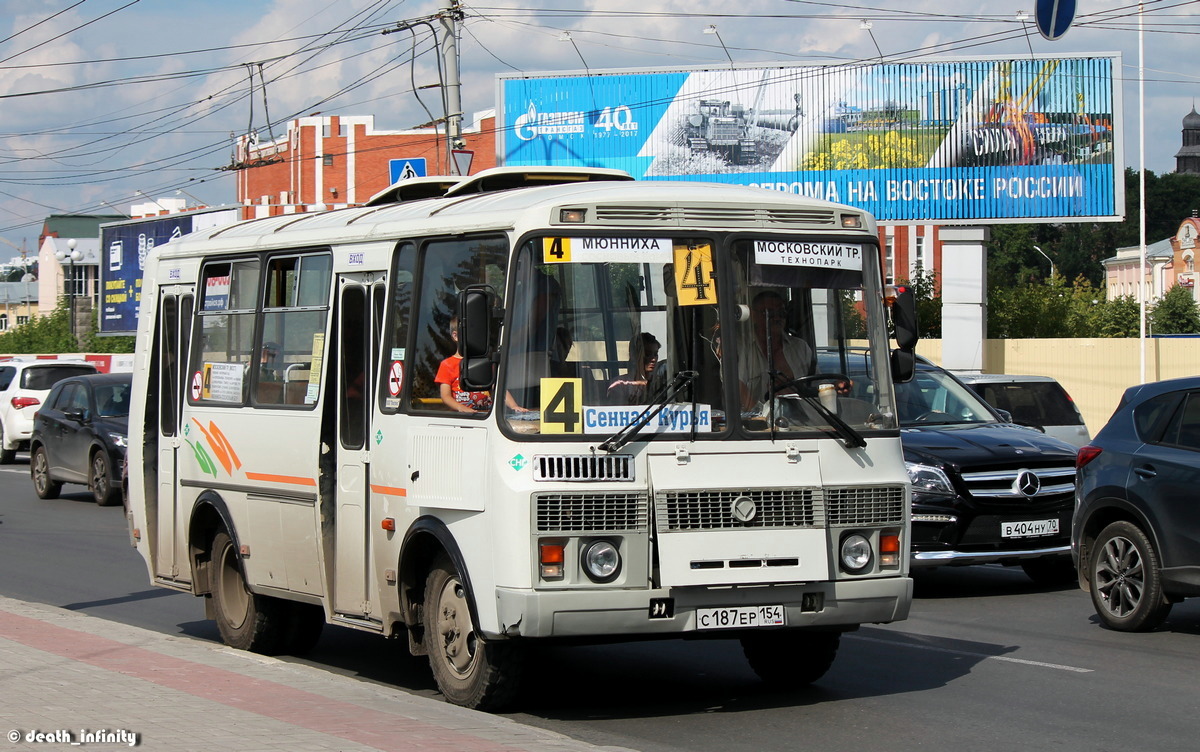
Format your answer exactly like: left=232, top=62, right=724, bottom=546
left=1035, top=0, right=1076, bottom=41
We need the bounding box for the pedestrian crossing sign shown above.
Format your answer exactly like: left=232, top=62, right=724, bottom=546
left=388, top=158, right=428, bottom=183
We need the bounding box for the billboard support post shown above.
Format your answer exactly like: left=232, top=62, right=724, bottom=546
left=939, top=227, right=991, bottom=374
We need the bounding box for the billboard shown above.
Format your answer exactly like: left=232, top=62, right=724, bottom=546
left=99, top=208, right=239, bottom=334
left=497, top=55, right=1122, bottom=224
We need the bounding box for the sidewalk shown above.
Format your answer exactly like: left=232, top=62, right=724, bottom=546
left=0, top=596, right=628, bottom=752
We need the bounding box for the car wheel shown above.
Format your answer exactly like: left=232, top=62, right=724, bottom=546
left=741, top=630, right=840, bottom=687
left=1020, top=556, right=1078, bottom=587
left=0, top=424, right=14, bottom=464
left=1089, top=520, right=1172, bottom=632
left=423, top=555, right=522, bottom=710
left=90, top=451, right=121, bottom=506
left=209, top=529, right=288, bottom=654
left=30, top=446, right=61, bottom=499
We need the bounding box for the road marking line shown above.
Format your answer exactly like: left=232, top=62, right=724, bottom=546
left=0, top=467, right=28, bottom=474
left=850, top=634, right=1093, bottom=673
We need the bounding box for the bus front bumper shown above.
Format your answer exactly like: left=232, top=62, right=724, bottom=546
left=491, top=576, right=912, bottom=639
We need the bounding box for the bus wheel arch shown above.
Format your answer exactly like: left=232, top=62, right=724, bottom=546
left=398, top=518, right=476, bottom=655
left=188, top=492, right=237, bottom=597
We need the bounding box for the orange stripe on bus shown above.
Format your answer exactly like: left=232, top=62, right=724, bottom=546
left=245, top=472, right=317, bottom=487
left=370, top=484, right=407, bottom=497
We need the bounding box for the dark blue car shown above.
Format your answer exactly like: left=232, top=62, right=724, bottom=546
left=30, top=372, right=132, bottom=506
left=1073, top=376, right=1200, bottom=631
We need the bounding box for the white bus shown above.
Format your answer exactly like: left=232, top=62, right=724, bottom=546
left=126, top=167, right=919, bottom=710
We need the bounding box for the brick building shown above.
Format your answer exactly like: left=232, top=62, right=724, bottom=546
left=232, top=110, right=497, bottom=217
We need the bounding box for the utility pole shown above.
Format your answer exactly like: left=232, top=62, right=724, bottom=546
left=439, top=0, right=465, bottom=173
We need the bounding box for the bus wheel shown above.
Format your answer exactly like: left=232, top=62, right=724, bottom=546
left=423, top=557, right=522, bottom=710
left=741, top=630, right=840, bottom=687
left=210, top=529, right=286, bottom=654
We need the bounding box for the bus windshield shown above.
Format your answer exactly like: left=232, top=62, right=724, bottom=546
left=500, top=234, right=895, bottom=437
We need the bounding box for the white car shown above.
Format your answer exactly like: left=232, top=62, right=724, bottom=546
left=0, top=359, right=98, bottom=463
left=956, top=372, right=1092, bottom=448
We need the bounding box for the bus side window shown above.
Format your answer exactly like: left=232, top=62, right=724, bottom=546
left=380, top=242, right=415, bottom=413
left=192, top=259, right=259, bottom=405
left=407, top=236, right=508, bottom=413
left=255, top=253, right=332, bottom=408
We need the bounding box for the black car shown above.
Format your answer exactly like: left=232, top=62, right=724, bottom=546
left=900, top=361, right=1080, bottom=584
left=30, top=372, right=132, bottom=506
left=1073, top=376, right=1200, bottom=631
left=819, top=350, right=1080, bottom=584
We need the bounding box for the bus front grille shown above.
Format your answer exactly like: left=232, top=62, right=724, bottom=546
left=535, top=492, right=649, bottom=533
left=655, top=489, right=820, bottom=531
left=533, top=454, right=634, bottom=481
left=825, top=485, right=906, bottom=525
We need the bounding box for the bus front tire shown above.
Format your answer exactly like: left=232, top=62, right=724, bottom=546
left=423, top=557, right=521, bottom=710
left=209, top=530, right=287, bottom=655
left=741, top=630, right=840, bottom=687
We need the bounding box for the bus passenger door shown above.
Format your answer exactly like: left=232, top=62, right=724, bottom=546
left=332, top=278, right=378, bottom=619
left=155, top=289, right=193, bottom=581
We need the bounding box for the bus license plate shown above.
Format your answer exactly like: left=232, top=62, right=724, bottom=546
left=1001, top=519, right=1059, bottom=538
left=696, top=605, right=785, bottom=630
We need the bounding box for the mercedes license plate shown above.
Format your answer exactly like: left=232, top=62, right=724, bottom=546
left=1001, top=518, right=1059, bottom=538
left=696, top=604, right=785, bottom=630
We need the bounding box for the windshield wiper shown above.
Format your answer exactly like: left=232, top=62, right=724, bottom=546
left=598, top=370, right=699, bottom=453
left=795, top=394, right=866, bottom=449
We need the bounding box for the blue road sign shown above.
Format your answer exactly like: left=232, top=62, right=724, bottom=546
left=388, top=158, right=427, bottom=183
left=1035, top=0, right=1076, bottom=41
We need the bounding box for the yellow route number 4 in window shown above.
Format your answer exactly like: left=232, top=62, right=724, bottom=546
left=539, top=378, right=583, bottom=434
left=673, top=242, right=717, bottom=306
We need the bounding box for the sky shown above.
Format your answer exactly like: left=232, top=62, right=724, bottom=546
left=0, top=0, right=1197, bottom=257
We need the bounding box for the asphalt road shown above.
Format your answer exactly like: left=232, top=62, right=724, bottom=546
left=2, top=457, right=1198, bottom=752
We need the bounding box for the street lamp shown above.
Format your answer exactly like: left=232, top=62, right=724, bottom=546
left=1032, top=244, right=1056, bottom=279
left=56, top=238, right=82, bottom=346
left=703, top=25, right=735, bottom=68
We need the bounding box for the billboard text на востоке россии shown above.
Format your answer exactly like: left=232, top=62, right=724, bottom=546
left=497, top=55, right=1122, bottom=224
left=99, top=208, right=239, bottom=335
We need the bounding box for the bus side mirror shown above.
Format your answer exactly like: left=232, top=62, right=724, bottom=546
left=459, top=286, right=499, bottom=391
left=892, top=286, right=918, bottom=351
left=890, top=286, right=918, bottom=383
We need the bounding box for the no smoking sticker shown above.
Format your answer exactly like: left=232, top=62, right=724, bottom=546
left=191, top=371, right=203, bottom=401
left=387, top=361, right=404, bottom=396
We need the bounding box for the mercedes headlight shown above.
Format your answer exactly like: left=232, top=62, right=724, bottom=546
left=906, top=461, right=955, bottom=497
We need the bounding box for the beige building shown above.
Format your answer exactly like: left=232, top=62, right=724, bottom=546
left=1102, top=216, right=1200, bottom=304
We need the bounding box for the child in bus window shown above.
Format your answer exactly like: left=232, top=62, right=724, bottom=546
left=436, top=317, right=527, bottom=413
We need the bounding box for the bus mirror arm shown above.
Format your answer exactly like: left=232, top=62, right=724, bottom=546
left=889, top=286, right=919, bottom=384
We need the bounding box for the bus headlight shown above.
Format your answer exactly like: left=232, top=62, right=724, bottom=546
left=581, top=539, right=621, bottom=583
left=840, top=533, right=873, bottom=573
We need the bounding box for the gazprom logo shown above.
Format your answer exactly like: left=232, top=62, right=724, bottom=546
left=514, top=102, right=586, bottom=141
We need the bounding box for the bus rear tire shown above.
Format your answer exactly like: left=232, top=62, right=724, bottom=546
left=210, top=529, right=287, bottom=655
left=423, top=557, right=522, bottom=710
left=741, top=630, right=840, bottom=687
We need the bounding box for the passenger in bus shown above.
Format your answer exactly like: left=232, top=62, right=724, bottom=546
left=259, top=342, right=282, bottom=382
left=735, top=291, right=814, bottom=408
left=607, top=332, right=660, bottom=405
left=437, top=317, right=527, bottom=414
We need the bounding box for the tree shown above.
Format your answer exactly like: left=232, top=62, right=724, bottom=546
left=1149, top=285, right=1200, bottom=335
left=987, top=170, right=1200, bottom=288
left=896, top=268, right=941, bottom=338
